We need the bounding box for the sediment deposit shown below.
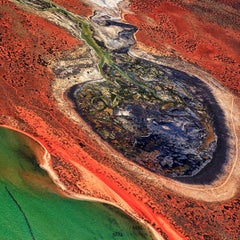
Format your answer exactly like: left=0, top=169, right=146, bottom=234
left=1, top=0, right=239, bottom=239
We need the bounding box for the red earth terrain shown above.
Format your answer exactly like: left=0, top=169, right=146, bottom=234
left=53, top=0, right=92, bottom=16
left=124, top=0, right=240, bottom=95
left=0, top=0, right=239, bottom=239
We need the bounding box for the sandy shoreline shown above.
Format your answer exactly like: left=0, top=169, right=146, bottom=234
left=13, top=0, right=239, bottom=202
left=0, top=124, right=165, bottom=240
left=3, top=0, right=239, bottom=238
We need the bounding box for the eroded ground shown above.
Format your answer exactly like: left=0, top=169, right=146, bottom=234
left=0, top=0, right=240, bottom=239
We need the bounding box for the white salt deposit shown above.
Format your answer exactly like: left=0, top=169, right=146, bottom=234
left=89, top=0, right=122, bottom=9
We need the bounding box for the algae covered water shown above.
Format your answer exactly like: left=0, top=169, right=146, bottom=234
left=0, top=127, right=155, bottom=240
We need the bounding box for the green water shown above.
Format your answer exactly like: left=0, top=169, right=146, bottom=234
left=0, top=127, right=155, bottom=240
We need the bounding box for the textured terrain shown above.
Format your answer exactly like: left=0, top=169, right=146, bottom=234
left=125, top=0, right=240, bottom=94
left=0, top=0, right=240, bottom=239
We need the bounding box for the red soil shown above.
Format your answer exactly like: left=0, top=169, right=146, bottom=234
left=0, top=1, right=183, bottom=239
left=0, top=0, right=239, bottom=239
left=53, top=0, right=92, bottom=16
left=0, top=0, right=80, bottom=114
left=125, top=0, right=240, bottom=95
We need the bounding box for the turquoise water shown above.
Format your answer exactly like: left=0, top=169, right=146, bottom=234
left=0, top=127, right=155, bottom=240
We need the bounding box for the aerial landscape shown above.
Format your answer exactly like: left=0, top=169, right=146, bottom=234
left=0, top=0, right=239, bottom=239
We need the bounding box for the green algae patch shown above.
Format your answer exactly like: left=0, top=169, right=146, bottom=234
left=0, top=127, right=155, bottom=240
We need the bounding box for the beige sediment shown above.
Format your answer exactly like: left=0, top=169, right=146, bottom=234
left=8, top=2, right=239, bottom=238
left=44, top=0, right=240, bottom=202
left=11, top=0, right=239, bottom=202
left=52, top=44, right=240, bottom=202
left=128, top=47, right=240, bottom=202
